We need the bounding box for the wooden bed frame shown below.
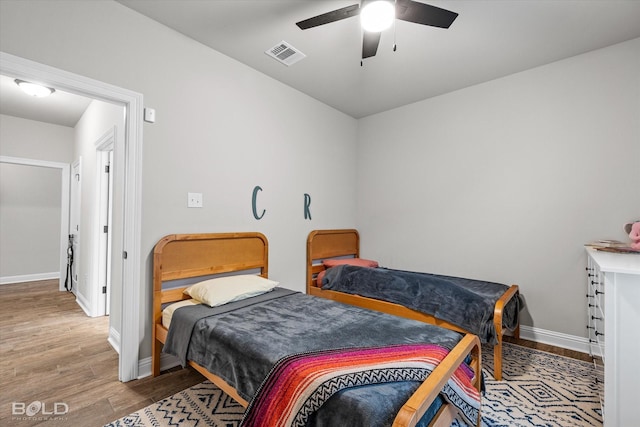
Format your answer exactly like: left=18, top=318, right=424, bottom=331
left=306, top=228, right=520, bottom=381
left=152, top=232, right=270, bottom=406
left=152, top=232, right=482, bottom=427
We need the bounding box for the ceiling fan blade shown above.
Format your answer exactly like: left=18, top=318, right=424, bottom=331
left=362, top=31, right=381, bottom=59
left=296, top=4, right=361, bottom=30
left=395, top=0, right=458, bottom=28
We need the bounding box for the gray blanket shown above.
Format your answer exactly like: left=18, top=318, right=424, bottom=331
left=322, top=265, right=521, bottom=344
left=164, top=287, right=297, bottom=367
left=162, top=288, right=464, bottom=427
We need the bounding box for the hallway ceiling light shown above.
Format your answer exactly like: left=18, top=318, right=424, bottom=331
left=14, top=79, right=55, bottom=97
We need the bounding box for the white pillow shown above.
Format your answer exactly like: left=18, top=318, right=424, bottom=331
left=183, top=274, right=279, bottom=307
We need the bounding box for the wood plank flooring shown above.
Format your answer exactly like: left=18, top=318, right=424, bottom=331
left=0, top=280, right=202, bottom=427
left=503, top=335, right=592, bottom=362
left=1, top=279, right=592, bottom=426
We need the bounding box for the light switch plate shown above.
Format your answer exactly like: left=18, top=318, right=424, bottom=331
left=187, top=192, right=203, bottom=208
left=144, top=108, right=156, bottom=123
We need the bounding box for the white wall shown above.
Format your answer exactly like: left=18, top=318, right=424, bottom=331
left=0, top=0, right=358, bottom=361
left=0, top=114, right=73, bottom=281
left=356, top=38, right=640, bottom=340
left=73, top=100, right=125, bottom=322
left=0, top=163, right=61, bottom=278
left=0, top=114, right=74, bottom=161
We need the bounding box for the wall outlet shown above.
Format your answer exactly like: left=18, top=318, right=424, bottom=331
left=187, top=192, right=203, bottom=208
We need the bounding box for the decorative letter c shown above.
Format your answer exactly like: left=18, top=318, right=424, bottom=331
left=252, top=186, right=265, bottom=220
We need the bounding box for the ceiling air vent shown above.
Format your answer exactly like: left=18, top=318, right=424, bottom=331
left=265, top=41, right=306, bottom=66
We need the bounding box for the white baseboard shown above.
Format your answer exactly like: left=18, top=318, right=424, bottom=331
left=75, top=291, right=92, bottom=317
left=519, top=325, right=596, bottom=356
left=108, top=326, right=121, bottom=354
left=137, top=353, right=181, bottom=379
left=0, top=272, right=59, bottom=285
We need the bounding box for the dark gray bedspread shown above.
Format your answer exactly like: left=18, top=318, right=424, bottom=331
left=164, top=287, right=298, bottom=367
left=322, top=265, right=521, bottom=344
left=163, top=288, right=464, bottom=427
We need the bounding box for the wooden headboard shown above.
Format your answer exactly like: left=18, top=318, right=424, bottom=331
left=153, top=231, right=269, bottom=307
left=152, top=232, right=268, bottom=381
left=306, top=229, right=359, bottom=293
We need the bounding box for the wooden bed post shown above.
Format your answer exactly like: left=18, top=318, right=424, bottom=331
left=392, top=334, right=482, bottom=427
left=493, top=284, right=519, bottom=381
left=152, top=234, right=175, bottom=377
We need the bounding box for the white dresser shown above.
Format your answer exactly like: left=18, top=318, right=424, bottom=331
left=585, top=247, right=640, bottom=427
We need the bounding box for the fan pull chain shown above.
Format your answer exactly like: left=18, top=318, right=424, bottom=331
left=393, top=0, right=397, bottom=52
left=393, top=26, right=397, bottom=52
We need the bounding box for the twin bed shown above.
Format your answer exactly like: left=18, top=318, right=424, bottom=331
left=152, top=232, right=483, bottom=427
left=306, top=229, right=521, bottom=381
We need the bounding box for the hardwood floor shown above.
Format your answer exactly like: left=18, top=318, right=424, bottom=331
left=0, top=280, right=203, bottom=427
left=503, top=335, right=593, bottom=362
left=1, top=280, right=592, bottom=426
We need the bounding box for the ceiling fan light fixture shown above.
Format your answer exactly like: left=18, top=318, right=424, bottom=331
left=14, top=79, right=55, bottom=97
left=360, top=0, right=395, bottom=32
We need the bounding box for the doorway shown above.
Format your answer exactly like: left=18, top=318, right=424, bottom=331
left=0, top=156, right=70, bottom=290
left=0, top=51, right=143, bottom=381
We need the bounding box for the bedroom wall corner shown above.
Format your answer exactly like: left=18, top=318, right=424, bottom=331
left=355, top=37, right=640, bottom=344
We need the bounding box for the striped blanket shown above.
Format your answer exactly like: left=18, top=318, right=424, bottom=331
left=240, top=344, right=480, bottom=427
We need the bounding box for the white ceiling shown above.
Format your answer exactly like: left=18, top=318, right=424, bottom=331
left=0, top=74, right=91, bottom=128
left=117, top=0, right=640, bottom=118
left=2, top=1, right=639, bottom=126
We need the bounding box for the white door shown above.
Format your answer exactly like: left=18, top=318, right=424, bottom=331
left=96, top=149, right=113, bottom=316
left=105, top=150, right=114, bottom=315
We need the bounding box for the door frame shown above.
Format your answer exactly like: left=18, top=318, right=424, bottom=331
left=0, top=51, right=144, bottom=382
left=94, top=127, right=115, bottom=317
left=0, top=156, right=69, bottom=291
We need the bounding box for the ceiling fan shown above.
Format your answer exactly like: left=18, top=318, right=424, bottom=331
left=296, top=0, right=458, bottom=61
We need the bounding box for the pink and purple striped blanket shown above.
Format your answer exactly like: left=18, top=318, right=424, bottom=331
left=241, top=343, right=480, bottom=427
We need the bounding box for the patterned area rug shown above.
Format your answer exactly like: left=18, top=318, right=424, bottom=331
left=105, top=343, right=602, bottom=427
left=105, top=383, right=245, bottom=427
left=454, top=343, right=603, bottom=427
